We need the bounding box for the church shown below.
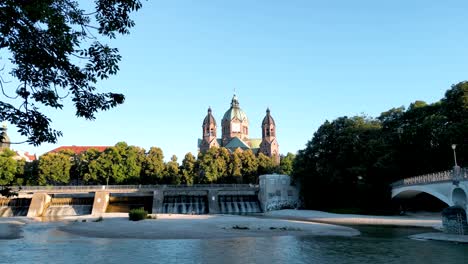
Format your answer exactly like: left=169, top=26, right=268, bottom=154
left=198, top=95, right=280, bottom=164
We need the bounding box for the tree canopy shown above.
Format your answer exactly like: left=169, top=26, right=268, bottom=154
left=293, top=82, right=467, bottom=213
left=0, top=0, right=142, bottom=145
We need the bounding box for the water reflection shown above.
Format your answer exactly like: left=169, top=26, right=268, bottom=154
left=0, top=223, right=467, bottom=264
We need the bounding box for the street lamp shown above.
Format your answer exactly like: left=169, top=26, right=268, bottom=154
left=452, top=144, right=458, bottom=167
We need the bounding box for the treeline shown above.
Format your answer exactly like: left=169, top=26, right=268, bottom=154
left=293, top=82, right=467, bottom=214
left=0, top=142, right=295, bottom=186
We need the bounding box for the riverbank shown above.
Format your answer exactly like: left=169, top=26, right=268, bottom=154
left=265, top=209, right=442, bottom=228
left=58, top=213, right=359, bottom=239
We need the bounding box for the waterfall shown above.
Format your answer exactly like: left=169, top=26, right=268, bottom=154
left=0, top=198, right=31, bottom=217
left=162, top=195, right=208, bottom=214
left=44, top=197, right=93, bottom=216
left=218, top=195, right=262, bottom=214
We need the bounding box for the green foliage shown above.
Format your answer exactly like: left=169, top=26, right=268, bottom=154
left=164, top=155, right=180, bottom=184
left=239, top=150, right=259, bottom=183
left=257, top=153, right=277, bottom=177
left=142, top=147, right=165, bottom=183
left=129, top=208, right=148, bottom=221
left=0, top=0, right=142, bottom=145
left=181, top=152, right=196, bottom=185
left=293, top=82, right=468, bottom=213
left=86, top=142, right=145, bottom=185
left=38, top=152, right=72, bottom=185
left=0, top=149, right=18, bottom=186
left=279, top=153, right=295, bottom=175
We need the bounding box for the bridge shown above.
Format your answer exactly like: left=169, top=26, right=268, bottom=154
left=391, top=167, right=468, bottom=211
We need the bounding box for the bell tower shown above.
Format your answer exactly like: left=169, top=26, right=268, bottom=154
left=200, top=107, right=219, bottom=152
left=260, top=108, right=279, bottom=164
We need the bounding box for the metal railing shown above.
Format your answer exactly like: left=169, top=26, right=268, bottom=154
left=391, top=168, right=467, bottom=188
left=15, top=184, right=259, bottom=192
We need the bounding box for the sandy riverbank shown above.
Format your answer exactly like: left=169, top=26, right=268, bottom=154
left=58, top=213, right=360, bottom=239
left=265, top=209, right=443, bottom=228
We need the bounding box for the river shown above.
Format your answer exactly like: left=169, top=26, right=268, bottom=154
left=0, top=222, right=467, bottom=264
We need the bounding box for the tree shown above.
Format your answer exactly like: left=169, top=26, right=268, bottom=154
left=257, top=153, right=276, bottom=177
left=180, top=152, right=197, bottom=185
left=239, top=150, right=258, bottom=183
left=164, top=155, right=180, bottom=184
left=78, top=148, right=104, bottom=184
left=87, top=142, right=143, bottom=184
left=0, top=149, right=18, bottom=186
left=198, top=147, right=231, bottom=183
left=279, top=152, right=295, bottom=175
left=228, top=149, right=243, bottom=182
left=142, top=147, right=165, bottom=184
left=38, top=151, right=72, bottom=185
left=0, top=0, right=142, bottom=145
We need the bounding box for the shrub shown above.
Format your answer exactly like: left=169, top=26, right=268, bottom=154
left=129, top=208, right=148, bottom=221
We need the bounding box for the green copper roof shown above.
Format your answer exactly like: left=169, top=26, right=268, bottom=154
left=222, top=95, right=248, bottom=123
left=249, top=138, right=262, bottom=149
left=225, top=137, right=250, bottom=150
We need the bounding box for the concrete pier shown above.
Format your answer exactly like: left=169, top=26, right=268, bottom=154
left=26, top=193, right=51, bottom=217
left=91, top=191, right=110, bottom=216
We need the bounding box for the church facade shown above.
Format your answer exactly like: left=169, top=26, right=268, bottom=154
left=198, top=95, right=280, bottom=164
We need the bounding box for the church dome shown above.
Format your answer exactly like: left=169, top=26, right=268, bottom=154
left=262, top=108, right=275, bottom=126
left=203, top=107, right=216, bottom=126
left=222, top=94, right=249, bottom=123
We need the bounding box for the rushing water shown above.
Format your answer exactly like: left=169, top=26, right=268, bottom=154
left=0, top=222, right=467, bottom=264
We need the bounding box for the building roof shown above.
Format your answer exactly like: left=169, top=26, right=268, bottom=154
left=249, top=138, right=262, bottom=149
left=203, top=107, right=217, bottom=126
left=225, top=137, right=250, bottom=150
left=262, top=108, right=276, bottom=126
left=13, top=150, right=37, bottom=162
left=222, top=94, right=249, bottom=123
left=48, top=146, right=109, bottom=155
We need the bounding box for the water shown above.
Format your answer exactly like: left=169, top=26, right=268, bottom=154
left=0, top=198, right=31, bottom=217
left=106, top=196, right=153, bottom=213
left=219, top=195, right=262, bottom=214
left=44, top=198, right=93, bottom=217
left=0, top=223, right=467, bottom=264
left=162, top=195, right=208, bottom=214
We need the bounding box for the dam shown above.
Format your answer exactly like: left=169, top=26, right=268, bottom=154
left=0, top=174, right=298, bottom=217
left=1, top=184, right=261, bottom=217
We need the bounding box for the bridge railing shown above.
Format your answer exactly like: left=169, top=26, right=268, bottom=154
left=15, top=184, right=259, bottom=192
left=391, top=168, right=467, bottom=188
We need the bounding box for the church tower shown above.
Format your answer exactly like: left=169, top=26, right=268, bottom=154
left=221, top=94, right=249, bottom=146
left=200, top=107, right=219, bottom=152
left=0, top=123, right=11, bottom=150
left=259, top=108, right=280, bottom=164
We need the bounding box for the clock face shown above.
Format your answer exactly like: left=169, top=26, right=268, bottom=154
left=232, top=123, right=241, bottom=133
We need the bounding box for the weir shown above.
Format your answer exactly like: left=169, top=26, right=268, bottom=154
left=0, top=198, right=31, bottom=217
left=106, top=195, right=153, bottom=213
left=44, top=197, right=93, bottom=217
left=1, top=180, right=297, bottom=216
left=162, top=195, right=208, bottom=214
left=218, top=195, right=261, bottom=214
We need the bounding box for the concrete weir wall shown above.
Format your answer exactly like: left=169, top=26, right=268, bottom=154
left=91, top=191, right=110, bottom=216
left=8, top=179, right=299, bottom=217
left=26, top=193, right=51, bottom=217
left=151, top=186, right=260, bottom=214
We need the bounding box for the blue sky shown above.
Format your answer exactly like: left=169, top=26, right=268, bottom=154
left=3, top=0, right=468, bottom=160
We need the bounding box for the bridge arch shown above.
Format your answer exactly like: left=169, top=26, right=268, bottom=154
left=392, top=186, right=451, bottom=206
